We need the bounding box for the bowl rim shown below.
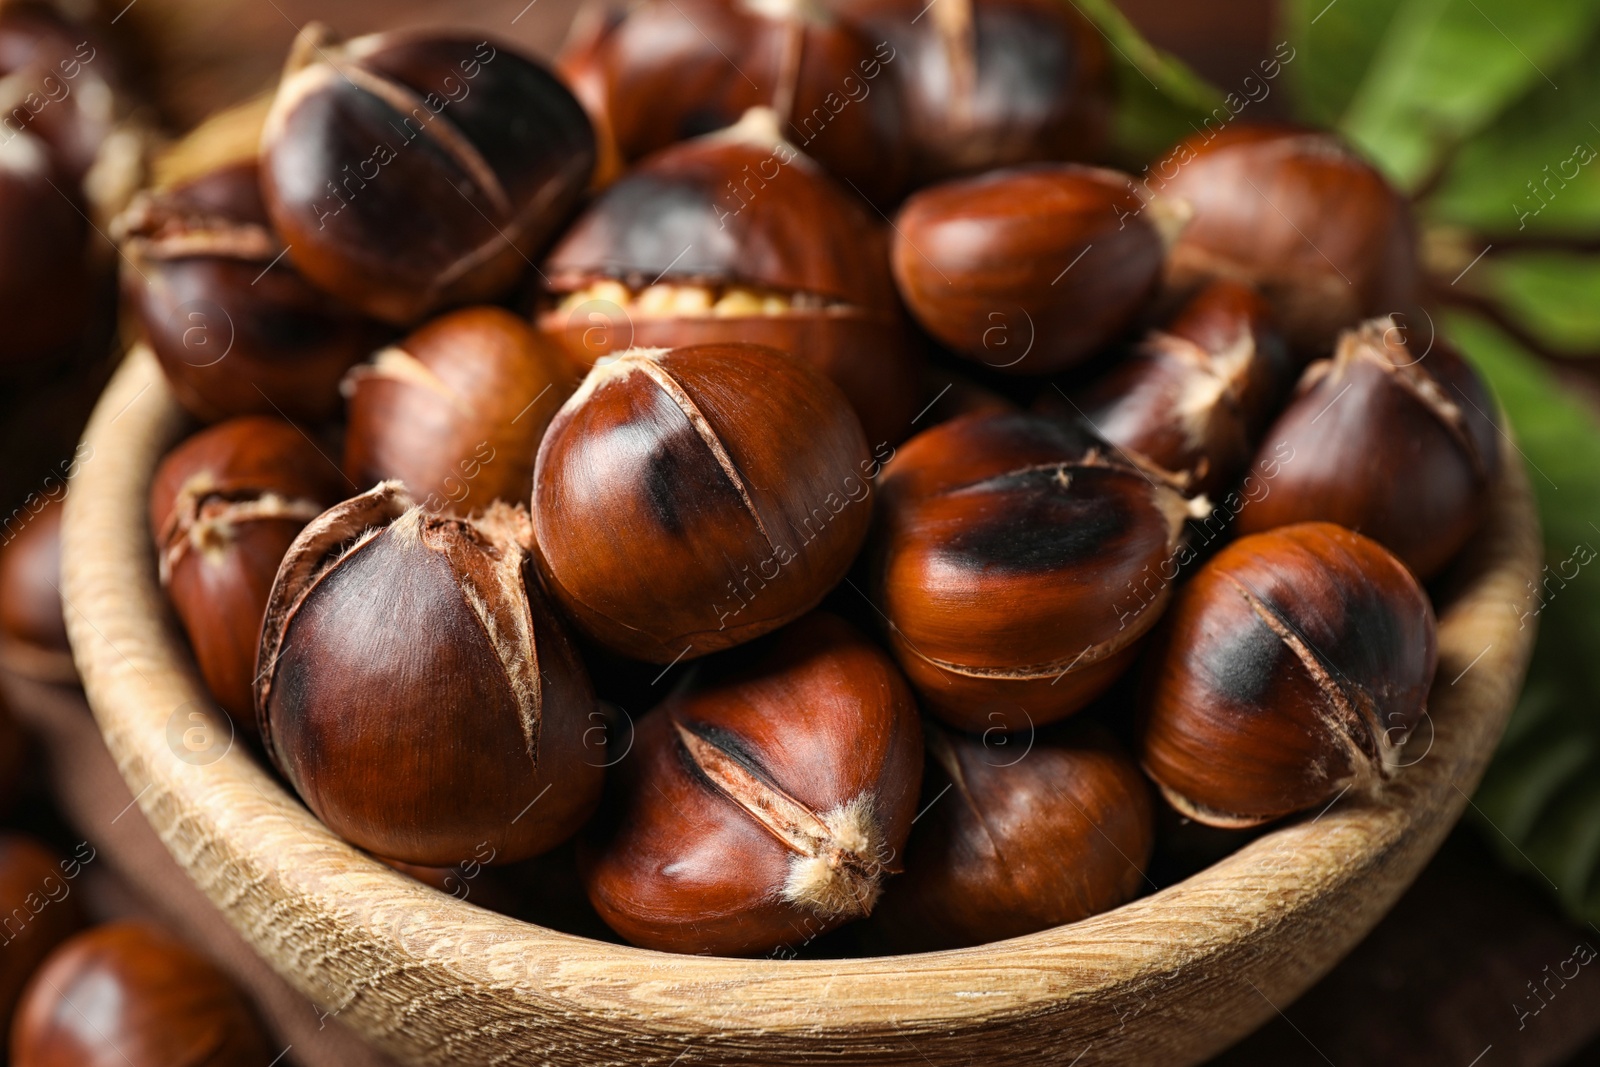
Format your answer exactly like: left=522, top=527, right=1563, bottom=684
left=61, top=346, right=1542, bottom=1067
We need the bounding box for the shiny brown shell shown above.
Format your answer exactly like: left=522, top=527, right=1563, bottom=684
left=1235, top=316, right=1501, bottom=580
left=1138, top=522, right=1438, bottom=828
left=873, top=411, right=1200, bottom=731
left=579, top=612, right=923, bottom=955
left=891, top=164, right=1166, bottom=375
left=255, top=483, right=603, bottom=865
left=532, top=342, right=874, bottom=663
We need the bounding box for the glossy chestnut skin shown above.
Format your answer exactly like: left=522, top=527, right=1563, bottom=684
left=1068, top=280, right=1293, bottom=493
left=533, top=343, right=876, bottom=663
left=150, top=417, right=345, bottom=735
left=256, top=483, right=603, bottom=865
left=1138, top=522, right=1438, bottom=828
left=892, top=164, right=1166, bottom=375
left=869, top=720, right=1153, bottom=951
left=343, top=306, right=571, bottom=514
left=539, top=110, right=920, bottom=446
left=0, top=130, right=90, bottom=368
left=0, top=836, right=87, bottom=1036
left=872, top=412, right=1198, bottom=732
left=1235, top=317, right=1501, bottom=580
left=580, top=612, right=922, bottom=955
left=118, top=155, right=388, bottom=423
left=261, top=24, right=595, bottom=325
left=558, top=0, right=908, bottom=204
left=10, top=922, right=271, bottom=1067
left=0, top=4, right=121, bottom=187
left=832, top=0, right=1112, bottom=183
left=0, top=496, right=74, bottom=684
left=1156, top=125, right=1417, bottom=356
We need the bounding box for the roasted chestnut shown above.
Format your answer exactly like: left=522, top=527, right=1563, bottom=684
left=533, top=342, right=876, bottom=663
left=0, top=129, right=90, bottom=368
left=539, top=108, right=920, bottom=446
left=150, top=416, right=346, bottom=734
left=260, top=24, right=595, bottom=324
left=832, top=0, right=1112, bottom=183
left=0, top=3, right=123, bottom=188
left=10, top=921, right=272, bottom=1067
left=892, top=164, right=1169, bottom=375
left=868, top=719, right=1153, bottom=950
left=1235, top=317, right=1501, bottom=580
left=256, top=483, right=603, bottom=865
left=1138, top=522, right=1437, bottom=828
left=580, top=612, right=922, bottom=955
left=873, top=411, right=1201, bottom=732
left=343, top=306, right=571, bottom=513
left=1154, top=124, right=1417, bottom=356
left=117, top=104, right=388, bottom=423
left=0, top=835, right=87, bottom=1036
left=0, top=496, right=74, bottom=684
left=557, top=0, right=908, bottom=204
left=1066, top=280, right=1292, bottom=493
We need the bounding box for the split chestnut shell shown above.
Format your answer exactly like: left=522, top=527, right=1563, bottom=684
left=538, top=110, right=919, bottom=446
left=261, top=24, right=594, bottom=324
left=255, top=483, right=602, bottom=865
left=1137, top=522, right=1438, bottom=828
left=579, top=612, right=923, bottom=955
left=532, top=342, right=874, bottom=663
left=873, top=411, right=1202, bottom=732
left=1236, top=316, right=1501, bottom=580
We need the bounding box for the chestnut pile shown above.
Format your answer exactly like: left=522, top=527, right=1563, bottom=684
left=123, top=6, right=1501, bottom=959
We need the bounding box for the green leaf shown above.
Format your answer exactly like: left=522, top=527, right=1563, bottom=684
left=1425, top=32, right=1600, bottom=237
left=1282, top=0, right=1401, bottom=127
left=1068, top=0, right=1225, bottom=164
left=1447, top=309, right=1600, bottom=926
left=1337, top=0, right=1600, bottom=191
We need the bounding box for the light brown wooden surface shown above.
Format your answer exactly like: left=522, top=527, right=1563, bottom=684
left=61, top=346, right=1542, bottom=1067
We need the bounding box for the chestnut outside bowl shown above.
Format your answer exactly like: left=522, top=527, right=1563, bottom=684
left=62, top=346, right=1541, bottom=1067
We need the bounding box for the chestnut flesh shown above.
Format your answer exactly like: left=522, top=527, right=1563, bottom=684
left=873, top=411, right=1201, bottom=732
left=869, top=719, right=1153, bottom=951
left=533, top=342, right=876, bottom=663
left=539, top=108, right=920, bottom=446
left=150, top=416, right=346, bottom=735
left=256, top=483, right=603, bottom=865
left=343, top=306, right=572, bottom=513
left=1235, top=316, right=1501, bottom=580
left=580, top=612, right=922, bottom=955
left=1138, top=522, right=1438, bottom=828
left=10, top=922, right=271, bottom=1067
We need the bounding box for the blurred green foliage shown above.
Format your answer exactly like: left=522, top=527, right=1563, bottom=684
left=1084, top=0, right=1600, bottom=923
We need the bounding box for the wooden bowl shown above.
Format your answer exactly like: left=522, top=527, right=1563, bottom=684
left=62, top=346, right=1541, bottom=1067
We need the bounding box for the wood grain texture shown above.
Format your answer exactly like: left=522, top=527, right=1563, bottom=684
left=61, top=346, right=1542, bottom=1067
